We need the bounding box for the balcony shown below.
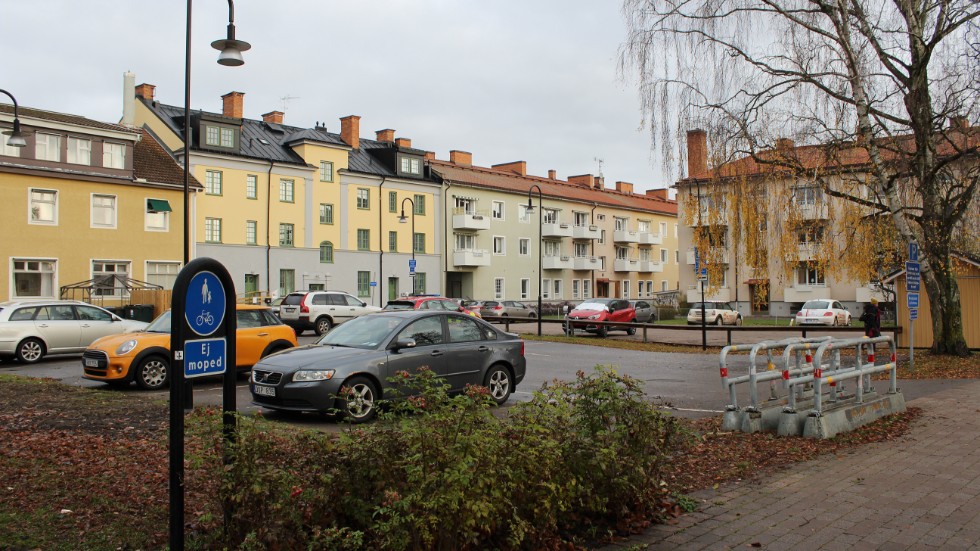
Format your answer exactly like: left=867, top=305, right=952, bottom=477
left=687, top=207, right=729, bottom=226
left=638, top=231, right=663, bottom=245
left=797, top=243, right=818, bottom=261
left=798, top=203, right=830, bottom=220
left=572, top=224, right=600, bottom=240
left=573, top=256, right=600, bottom=270
left=783, top=284, right=828, bottom=303
left=637, top=260, right=664, bottom=273
left=543, top=255, right=572, bottom=270
left=541, top=222, right=573, bottom=238
left=613, top=230, right=639, bottom=243
left=686, top=283, right=731, bottom=303
left=452, top=209, right=490, bottom=231
left=856, top=285, right=890, bottom=303
left=614, top=258, right=639, bottom=272
left=453, top=249, right=491, bottom=267
left=686, top=248, right=730, bottom=265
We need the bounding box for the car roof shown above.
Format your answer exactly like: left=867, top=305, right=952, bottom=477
left=0, top=299, right=86, bottom=307
left=237, top=304, right=274, bottom=311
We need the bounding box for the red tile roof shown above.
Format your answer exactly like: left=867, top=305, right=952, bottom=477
left=135, top=128, right=202, bottom=190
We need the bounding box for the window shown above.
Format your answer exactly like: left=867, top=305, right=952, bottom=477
left=572, top=280, right=580, bottom=299
left=639, top=220, right=651, bottom=233
left=279, top=179, right=294, bottom=202
left=413, top=272, right=426, bottom=295
left=793, top=185, right=823, bottom=206
left=455, top=233, right=476, bottom=250
left=494, top=278, right=504, bottom=300
left=357, top=271, right=371, bottom=297
left=660, top=222, right=667, bottom=237
left=35, top=133, right=60, bottom=161
left=413, top=194, right=425, bottom=215
left=246, top=220, right=257, bottom=245
left=614, top=217, right=627, bottom=231
left=448, top=316, right=484, bottom=343
left=411, top=158, right=421, bottom=174
left=455, top=197, right=475, bottom=214
left=518, top=204, right=530, bottom=223
left=205, top=170, right=222, bottom=195
left=492, top=201, right=504, bottom=220
left=206, top=126, right=220, bottom=146
left=544, top=241, right=560, bottom=257
left=279, top=223, right=294, bottom=247
left=623, top=280, right=631, bottom=299
left=357, top=229, right=370, bottom=250
left=91, top=194, right=116, bottom=228
left=553, top=279, right=562, bottom=299
left=798, top=224, right=825, bottom=244
left=146, top=261, right=180, bottom=290
left=389, top=231, right=398, bottom=252
left=389, top=191, right=398, bottom=213
left=1, top=130, right=22, bottom=157
left=145, top=198, right=170, bottom=231
left=246, top=175, right=257, bottom=199
left=543, top=208, right=558, bottom=224
left=29, top=189, right=57, bottom=224
left=674, top=223, right=678, bottom=237
left=319, top=203, right=334, bottom=224
left=583, top=279, right=592, bottom=299
left=797, top=262, right=826, bottom=286
left=599, top=230, right=606, bottom=244
left=574, top=211, right=589, bottom=226
left=660, top=248, right=668, bottom=263
left=662, top=280, right=669, bottom=291
left=542, top=279, right=551, bottom=299
left=12, top=259, right=56, bottom=298
left=639, top=248, right=651, bottom=262
left=205, top=217, right=222, bottom=242
left=520, top=278, right=530, bottom=300
left=280, top=269, right=295, bottom=296
left=103, top=143, right=125, bottom=169
left=574, top=242, right=589, bottom=257
left=67, top=137, right=91, bottom=165
left=320, top=160, right=334, bottom=182
left=493, top=236, right=505, bottom=255
left=400, top=157, right=422, bottom=174
left=676, top=250, right=680, bottom=263
left=319, top=241, right=334, bottom=263
left=519, top=238, right=530, bottom=256
left=93, top=261, right=130, bottom=297
left=616, top=247, right=629, bottom=260
left=357, top=188, right=370, bottom=209
left=414, top=233, right=425, bottom=253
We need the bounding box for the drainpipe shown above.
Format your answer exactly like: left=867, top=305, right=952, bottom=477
left=266, top=160, right=274, bottom=296
left=377, top=176, right=386, bottom=307
left=591, top=202, right=598, bottom=298
left=444, top=180, right=452, bottom=291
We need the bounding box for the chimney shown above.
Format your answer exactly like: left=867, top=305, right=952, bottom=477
left=135, top=83, right=156, bottom=101
left=567, top=174, right=593, bottom=187
left=262, top=111, right=284, bottom=124
left=615, top=181, right=634, bottom=194
left=646, top=189, right=669, bottom=200
left=314, top=121, right=327, bottom=131
left=548, top=169, right=556, bottom=179
left=492, top=161, right=527, bottom=176
left=424, top=151, right=435, bottom=161
left=395, top=137, right=412, bottom=148
left=594, top=176, right=604, bottom=190
left=687, top=129, right=708, bottom=179
left=950, top=116, right=969, bottom=130
left=122, top=72, right=136, bottom=127
left=340, top=115, right=361, bottom=149
left=775, top=137, right=795, bottom=150
left=450, top=150, right=472, bottom=166
left=222, top=91, right=245, bottom=119
left=376, top=129, right=395, bottom=143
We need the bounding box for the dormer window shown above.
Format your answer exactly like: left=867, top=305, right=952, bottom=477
left=399, top=155, right=422, bottom=175
left=200, top=121, right=238, bottom=151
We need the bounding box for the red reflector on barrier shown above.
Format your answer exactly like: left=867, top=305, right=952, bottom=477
left=868, top=354, right=875, bottom=363
left=720, top=367, right=728, bottom=378
left=815, top=368, right=823, bottom=378
left=891, top=353, right=896, bottom=362
left=805, top=354, right=813, bottom=363
left=829, top=381, right=836, bottom=386
left=782, top=370, right=789, bottom=380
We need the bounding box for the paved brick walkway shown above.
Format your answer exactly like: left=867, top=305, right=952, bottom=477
left=598, top=379, right=980, bottom=550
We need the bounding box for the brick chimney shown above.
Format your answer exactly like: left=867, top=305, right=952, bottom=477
left=376, top=129, right=395, bottom=143
left=262, top=111, right=284, bottom=124
left=686, top=129, right=708, bottom=179
left=222, top=91, right=245, bottom=119
left=567, top=174, right=593, bottom=187
left=646, top=189, right=669, bottom=200
left=615, top=181, right=634, bottom=194
left=395, top=137, right=412, bottom=148
left=492, top=161, right=527, bottom=176
left=548, top=169, right=556, bottom=179
left=424, top=151, right=435, bottom=161
left=135, top=83, right=156, bottom=100
left=450, top=150, right=472, bottom=166
left=775, top=137, right=795, bottom=150
left=340, top=115, right=361, bottom=149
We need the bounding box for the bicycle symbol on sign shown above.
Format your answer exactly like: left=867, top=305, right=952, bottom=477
left=196, top=311, right=215, bottom=327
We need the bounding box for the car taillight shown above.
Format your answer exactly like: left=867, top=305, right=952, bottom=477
left=494, top=305, right=503, bottom=310
left=521, top=340, right=525, bottom=356
left=797, top=311, right=804, bottom=316
left=823, top=312, right=833, bottom=316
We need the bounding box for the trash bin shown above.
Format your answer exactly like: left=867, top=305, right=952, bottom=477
left=130, top=304, right=156, bottom=323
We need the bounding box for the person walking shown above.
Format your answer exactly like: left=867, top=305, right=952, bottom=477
left=860, top=298, right=881, bottom=338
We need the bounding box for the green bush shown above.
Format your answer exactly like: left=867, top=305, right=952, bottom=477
left=188, top=366, right=679, bottom=550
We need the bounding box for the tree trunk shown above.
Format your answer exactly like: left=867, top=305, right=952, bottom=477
left=922, top=253, right=970, bottom=356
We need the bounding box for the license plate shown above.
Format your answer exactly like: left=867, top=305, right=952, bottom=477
left=253, top=385, right=276, bottom=397
left=284, top=307, right=296, bottom=312
left=84, top=359, right=100, bottom=368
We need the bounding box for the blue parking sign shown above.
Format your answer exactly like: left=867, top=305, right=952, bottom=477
left=184, top=338, right=227, bottom=378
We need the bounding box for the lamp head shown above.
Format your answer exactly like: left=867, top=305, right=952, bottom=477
left=525, top=198, right=534, bottom=212
left=212, top=24, right=251, bottom=67
left=4, top=119, right=27, bottom=148
left=399, top=210, right=408, bottom=223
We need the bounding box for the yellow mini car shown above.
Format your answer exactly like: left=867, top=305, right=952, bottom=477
left=82, top=305, right=298, bottom=390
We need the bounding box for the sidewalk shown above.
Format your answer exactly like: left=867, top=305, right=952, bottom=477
left=598, top=379, right=980, bottom=550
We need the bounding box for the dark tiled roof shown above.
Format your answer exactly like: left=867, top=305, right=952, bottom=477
left=135, top=128, right=202, bottom=190
left=0, top=103, right=132, bottom=133
left=430, top=160, right=677, bottom=216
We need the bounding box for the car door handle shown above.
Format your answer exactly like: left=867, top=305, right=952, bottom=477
left=478, top=346, right=490, bottom=352
left=430, top=350, right=443, bottom=357
left=37, top=323, right=49, bottom=328
left=258, top=332, right=269, bottom=337
left=81, top=324, right=91, bottom=328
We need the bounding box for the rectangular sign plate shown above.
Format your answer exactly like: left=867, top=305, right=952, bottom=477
left=910, top=308, right=918, bottom=320
left=905, top=261, right=920, bottom=292
left=907, top=292, right=919, bottom=309
left=184, top=338, right=227, bottom=379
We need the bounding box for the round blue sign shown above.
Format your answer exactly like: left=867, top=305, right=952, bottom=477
left=184, top=271, right=226, bottom=336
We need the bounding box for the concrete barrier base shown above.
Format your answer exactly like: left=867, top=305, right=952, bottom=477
left=802, top=391, right=906, bottom=439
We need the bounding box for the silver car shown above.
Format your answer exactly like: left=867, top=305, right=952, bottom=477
left=250, top=310, right=527, bottom=423
left=478, top=300, right=538, bottom=320
left=0, top=300, right=148, bottom=364
left=278, top=291, right=381, bottom=336
left=630, top=300, right=655, bottom=323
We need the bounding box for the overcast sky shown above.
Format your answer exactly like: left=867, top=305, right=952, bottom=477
left=2, top=0, right=674, bottom=191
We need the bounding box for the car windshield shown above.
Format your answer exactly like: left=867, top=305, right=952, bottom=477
left=574, top=300, right=611, bottom=311
left=316, top=314, right=404, bottom=349
left=384, top=301, right=416, bottom=311
left=282, top=294, right=305, bottom=306
left=802, top=300, right=831, bottom=310
left=460, top=300, right=481, bottom=307
left=145, top=311, right=172, bottom=333
left=690, top=303, right=717, bottom=310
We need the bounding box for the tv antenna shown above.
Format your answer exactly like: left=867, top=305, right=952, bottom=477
left=594, top=157, right=604, bottom=177
left=280, top=95, right=300, bottom=112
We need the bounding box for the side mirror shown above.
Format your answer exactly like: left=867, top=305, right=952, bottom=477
left=111, top=315, right=122, bottom=322
left=393, top=337, right=417, bottom=351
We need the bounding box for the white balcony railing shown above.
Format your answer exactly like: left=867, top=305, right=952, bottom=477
left=783, top=284, right=828, bottom=303
left=573, top=256, right=600, bottom=270
left=637, top=231, right=663, bottom=245
left=613, top=230, right=639, bottom=243
left=686, top=284, right=732, bottom=303
left=542, top=255, right=572, bottom=270
left=614, top=258, right=639, bottom=272
left=798, top=203, right=830, bottom=220
left=637, top=260, right=664, bottom=273
left=541, top=222, right=573, bottom=238
left=572, top=224, right=600, bottom=240
left=453, top=248, right=491, bottom=267
left=452, top=209, right=490, bottom=231
left=686, top=248, right=730, bottom=265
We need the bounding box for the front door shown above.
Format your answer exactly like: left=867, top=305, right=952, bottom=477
left=244, top=274, right=258, bottom=296
left=388, top=277, right=399, bottom=302
left=750, top=283, right=770, bottom=314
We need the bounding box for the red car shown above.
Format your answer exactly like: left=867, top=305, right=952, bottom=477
left=383, top=296, right=482, bottom=318
left=565, top=298, right=637, bottom=337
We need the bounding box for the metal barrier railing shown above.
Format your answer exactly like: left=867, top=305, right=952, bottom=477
left=807, top=336, right=898, bottom=416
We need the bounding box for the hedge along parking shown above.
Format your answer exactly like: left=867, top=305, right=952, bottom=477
left=183, top=366, right=682, bottom=550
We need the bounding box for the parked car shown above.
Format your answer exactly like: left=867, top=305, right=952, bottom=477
left=82, top=305, right=298, bottom=390
left=795, top=299, right=851, bottom=326
left=565, top=298, right=637, bottom=337
left=384, top=296, right=481, bottom=318
left=250, top=310, right=526, bottom=423
left=479, top=300, right=538, bottom=320
left=687, top=302, right=742, bottom=325
left=0, top=300, right=148, bottom=364
left=630, top=300, right=655, bottom=323
left=278, top=291, right=381, bottom=335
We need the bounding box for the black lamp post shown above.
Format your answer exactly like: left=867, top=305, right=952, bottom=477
left=526, top=185, right=543, bottom=336
left=0, top=89, right=28, bottom=148
left=697, top=180, right=706, bottom=350
left=399, top=197, right=416, bottom=292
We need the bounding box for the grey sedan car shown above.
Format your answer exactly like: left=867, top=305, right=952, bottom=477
left=479, top=300, right=538, bottom=320
left=630, top=300, right=655, bottom=323
left=250, top=310, right=527, bottom=423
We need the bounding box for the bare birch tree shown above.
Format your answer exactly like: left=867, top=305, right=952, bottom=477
left=621, top=0, right=979, bottom=355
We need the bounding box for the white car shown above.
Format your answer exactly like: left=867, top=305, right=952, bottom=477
left=687, top=302, right=742, bottom=325
left=795, top=299, right=851, bottom=326
left=278, top=291, right=381, bottom=336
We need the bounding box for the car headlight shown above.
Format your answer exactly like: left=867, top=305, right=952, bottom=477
left=587, top=314, right=601, bottom=320
left=292, top=370, right=335, bottom=382
left=115, top=340, right=138, bottom=355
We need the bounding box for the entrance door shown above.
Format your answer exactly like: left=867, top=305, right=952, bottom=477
left=750, top=283, right=770, bottom=314
left=244, top=274, right=258, bottom=296
left=388, top=277, right=399, bottom=302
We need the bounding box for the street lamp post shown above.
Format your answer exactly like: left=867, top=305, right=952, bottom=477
left=697, top=180, right=706, bottom=350
left=526, top=185, right=543, bottom=336
left=0, top=89, right=28, bottom=148
left=399, top=197, right=416, bottom=293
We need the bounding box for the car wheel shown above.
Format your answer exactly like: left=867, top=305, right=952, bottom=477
left=597, top=324, right=608, bottom=338
left=135, top=355, right=169, bottom=390
left=846, top=315, right=852, bottom=327
left=15, top=338, right=45, bottom=364
left=528, top=312, right=537, bottom=319
left=626, top=320, right=637, bottom=336
left=339, top=376, right=378, bottom=423
left=314, top=317, right=333, bottom=336
left=715, top=316, right=724, bottom=326
left=832, top=317, right=839, bottom=326
left=735, top=316, right=743, bottom=326
left=484, top=364, right=512, bottom=405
